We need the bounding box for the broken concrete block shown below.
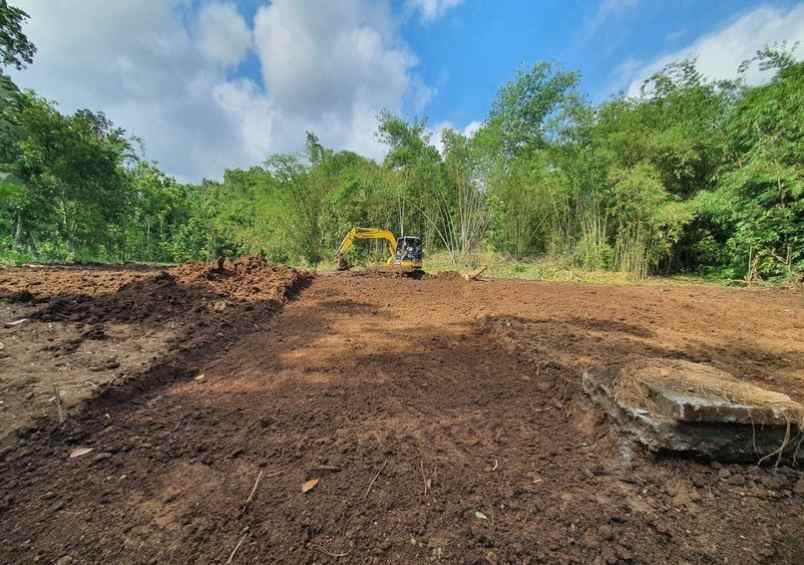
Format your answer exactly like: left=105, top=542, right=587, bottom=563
left=646, top=385, right=797, bottom=427
left=583, top=358, right=803, bottom=463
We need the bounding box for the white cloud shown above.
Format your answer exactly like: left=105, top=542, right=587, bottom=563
left=407, top=0, right=463, bottom=23
left=11, top=0, right=246, bottom=181
left=11, top=0, right=435, bottom=180
left=430, top=119, right=483, bottom=155
left=586, top=0, right=639, bottom=37
left=664, top=29, right=687, bottom=43
left=252, top=0, right=417, bottom=160
left=462, top=120, right=482, bottom=138
left=623, top=5, right=804, bottom=97
left=197, top=2, right=252, bottom=67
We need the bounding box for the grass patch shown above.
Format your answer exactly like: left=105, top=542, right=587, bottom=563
left=421, top=251, right=710, bottom=286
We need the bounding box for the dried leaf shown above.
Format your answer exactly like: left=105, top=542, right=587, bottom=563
left=302, top=478, right=319, bottom=493
left=69, top=447, right=94, bottom=459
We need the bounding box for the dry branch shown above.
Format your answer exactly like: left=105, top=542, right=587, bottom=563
left=52, top=384, right=64, bottom=423
left=364, top=460, right=388, bottom=498
left=243, top=470, right=264, bottom=510
left=226, top=533, right=248, bottom=564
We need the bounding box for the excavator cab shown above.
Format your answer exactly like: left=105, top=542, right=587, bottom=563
left=394, top=236, right=423, bottom=271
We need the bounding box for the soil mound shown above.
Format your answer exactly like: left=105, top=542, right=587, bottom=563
left=0, top=256, right=306, bottom=327
left=0, top=258, right=309, bottom=438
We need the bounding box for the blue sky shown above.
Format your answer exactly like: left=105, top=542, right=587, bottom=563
left=11, top=1, right=804, bottom=181
left=407, top=0, right=803, bottom=125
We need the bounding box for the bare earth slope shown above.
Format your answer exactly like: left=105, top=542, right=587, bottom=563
left=1, top=269, right=804, bottom=564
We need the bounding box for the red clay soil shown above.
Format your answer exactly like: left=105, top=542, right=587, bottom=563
left=1, top=268, right=804, bottom=564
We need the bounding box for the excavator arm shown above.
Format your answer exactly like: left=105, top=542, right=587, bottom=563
left=335, top=227, right=398, bottom=269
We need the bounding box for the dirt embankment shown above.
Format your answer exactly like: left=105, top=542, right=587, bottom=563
left=0, top=257, right=307, bottom=438
left=1, top=269, right=803, bottom=564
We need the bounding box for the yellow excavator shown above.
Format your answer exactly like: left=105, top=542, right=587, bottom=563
left=335, top=227, right=423, bottom=272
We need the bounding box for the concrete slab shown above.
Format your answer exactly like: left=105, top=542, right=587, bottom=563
left=583, top=359, right=803, bottom=463
left=646, top=385, right=798, bottom=426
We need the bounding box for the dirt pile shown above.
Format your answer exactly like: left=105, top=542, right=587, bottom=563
left=0, top=257, right=308, bottom=438
left=0, top=264, right=153, bottom=301
left=0, top=256, right=306, bottom=327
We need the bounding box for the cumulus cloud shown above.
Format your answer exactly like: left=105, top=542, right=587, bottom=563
left=623, top=5, right=804, bottom=97
left=407, top=0, right=463, bottom=23
left=197, top=2, right=252, bottom=67
left=11, top=0, right=436, bottom=180
left=11, top=0, right=247, bottom=181
left=252, top=0, right=416, bottom=159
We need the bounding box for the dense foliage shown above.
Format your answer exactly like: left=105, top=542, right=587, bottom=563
left=0, top=5, right=801, bottom=282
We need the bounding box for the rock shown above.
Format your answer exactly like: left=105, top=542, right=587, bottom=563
left=68, top=447, right=93, bottom=459
left=583, top=370, right=801, bottom=463
left=92, top=452, right=112, bottom=463
left=761, top=475, right=785, bottom=490
left=717, top=468, right=732, bottom=480
left=793, top=478, right=804, bottom=496
left=598, top=525, right=615, bottom=541
left=648, top=384, right=798, bottom=426
left=615, top=545, right=633, bottom=561
left=726, top=474, right=746, bottom=486
left=55, top=557, right=74, bottom=565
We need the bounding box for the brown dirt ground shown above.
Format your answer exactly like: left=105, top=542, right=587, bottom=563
left=1, top=265, right=804, bottom=564
left=0, top=258, right=305, bottom=439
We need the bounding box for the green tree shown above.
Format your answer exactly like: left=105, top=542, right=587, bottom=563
left=0, top=0, right=35, bottom=71
left=697, top=50, right=804, bottom=280
left=1, top=93, right=135, bottom=259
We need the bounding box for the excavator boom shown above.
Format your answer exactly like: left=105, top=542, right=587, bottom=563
left=336, top=228, right=398, bottom=266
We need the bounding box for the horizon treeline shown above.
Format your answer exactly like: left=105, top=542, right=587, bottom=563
left=1, top=4, right=802, bottom=281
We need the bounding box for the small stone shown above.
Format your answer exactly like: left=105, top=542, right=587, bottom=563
left=726, top=474, right=746, bottom=486
left=93, top=452, right=112, bottom=463
left=717, top=468, right=732, bottom=480
left=762, top=475, right=785, bottom=490
left=793, top=477, right=804, bottom=496
left=598, top=525, right=615, bottom=541
left=69, top=447, right=93, bottom=459
left=615, top=544, right=633, bottom=561
left=56, top=557, right=74, bottom=565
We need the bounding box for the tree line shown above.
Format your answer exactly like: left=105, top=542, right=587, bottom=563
left=1, top=3, right=801, bottom=281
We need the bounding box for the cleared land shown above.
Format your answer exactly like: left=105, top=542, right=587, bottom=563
left=1, top=261, right=804, bottom=564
